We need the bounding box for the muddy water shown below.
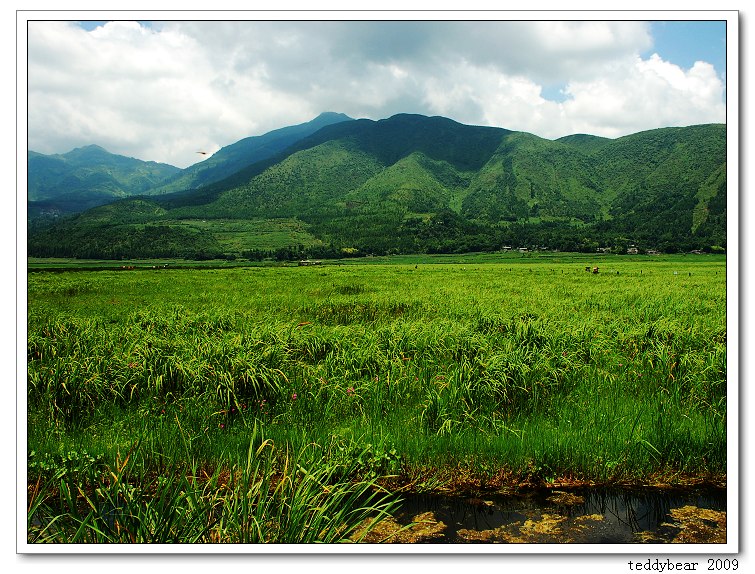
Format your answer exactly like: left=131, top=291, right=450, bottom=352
left=362, top=487, right=726, bottom=544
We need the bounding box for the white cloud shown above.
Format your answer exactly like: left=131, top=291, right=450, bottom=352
left=27, top=21, right=306, bottom=167
left=560, top=54, right=726, bottom=138
left=25, top=19, right=726, bottom=168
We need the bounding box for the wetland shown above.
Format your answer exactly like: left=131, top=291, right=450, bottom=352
left=25, top=253, right=728, bottom=544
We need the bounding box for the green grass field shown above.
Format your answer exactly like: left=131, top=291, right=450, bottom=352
left=174, top=217, right=324, bottom=252
left=26, top=254, right=727, bottom=542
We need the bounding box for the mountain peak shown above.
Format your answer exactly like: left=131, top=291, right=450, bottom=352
left=67, top=144, right=110, bottom=155
left=61, top=145, right=119, bottom=163
left=315, top=112, right=352, bottom=120
left=310, top=112, right=353, bottom=126
left=79, top=144, right=108, bottom=151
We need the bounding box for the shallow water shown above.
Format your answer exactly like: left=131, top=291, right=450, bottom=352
left=373, top=486, right=726, bottom=544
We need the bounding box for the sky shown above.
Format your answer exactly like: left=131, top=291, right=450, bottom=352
left=24, top=15, right=730, bottom=169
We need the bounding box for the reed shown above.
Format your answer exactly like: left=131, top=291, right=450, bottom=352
left=27, top=426, right=401, bottom=543
left=27, top=255, right=727, bottom=542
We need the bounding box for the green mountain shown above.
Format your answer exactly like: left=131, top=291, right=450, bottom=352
left=27, top=145, right=181, bottom=217
left=595, top=124, right=727, bottom=251
left=27, top=114, right=727, bottom=259
left=27, top=113, right=353, bottom=219
left=555, top=133, right=612, bottom=154
left=148, top=112, right=353, bottom=196
left=460, top=131, right=607, bottom=224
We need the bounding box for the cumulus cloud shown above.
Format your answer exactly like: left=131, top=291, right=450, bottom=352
left=557, top=54, right=726, bottom=138
left=25, top=19, right=726, bottom=168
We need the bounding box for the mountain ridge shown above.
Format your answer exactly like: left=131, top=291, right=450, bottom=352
left=147, top=112, right=354, bottom=196
left=27, top=112, right=355, bottom=217
left=27, top=146, right=181, bottom=218
left=27, top=113, right=727, bottom=259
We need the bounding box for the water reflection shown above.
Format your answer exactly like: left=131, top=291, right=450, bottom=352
left=387, top=487, right=726, bottom=543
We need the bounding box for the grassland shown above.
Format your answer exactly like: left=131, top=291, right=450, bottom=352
left=173, top=218, right=324, bottom=252
left=25, top=254, right=727, bottom=543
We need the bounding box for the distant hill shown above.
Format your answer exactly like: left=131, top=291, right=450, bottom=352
left=27, top=146, right=180, bottom=217
left=200, top=114, right=508, bottom=218
left=27, top=114, right=727, bottom=259
left=27, top=112, right=353, bottom=219
left=594, top=124, right=727, bottom=250
left=555, top=133, right=612, bottom=154
left=147, top=112, right=353, bottom=195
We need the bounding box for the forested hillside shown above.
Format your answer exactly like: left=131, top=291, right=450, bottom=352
left=147, top=112, right=353, bottom=196
left=27, top=114, right=727, bottom=260
left=28, top=146, right=180, bottom=218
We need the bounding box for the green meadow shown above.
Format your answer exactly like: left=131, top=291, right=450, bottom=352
left=26, top=254, right=727, bottom=542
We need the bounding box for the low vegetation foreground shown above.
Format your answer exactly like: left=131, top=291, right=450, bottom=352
left=26, top=253, right=727, bottom=543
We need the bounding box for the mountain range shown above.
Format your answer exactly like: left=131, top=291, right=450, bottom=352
left=27, top=112, right=727, bottom=259
left=27, top=145, right=180, bottom=218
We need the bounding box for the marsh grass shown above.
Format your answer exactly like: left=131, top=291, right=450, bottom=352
left=27, top=256, right=727, bottom=542
left=27, top=426, right=401, bottom=544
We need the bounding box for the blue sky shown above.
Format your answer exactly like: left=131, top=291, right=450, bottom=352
left=647, top=21, right=727, bottom=78
left=536, top=20, right=726, bottom=103
left=27, top=17, right=731, bottom=168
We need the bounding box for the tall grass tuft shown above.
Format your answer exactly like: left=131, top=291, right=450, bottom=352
left=28, top=426, right=401, bottom=544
